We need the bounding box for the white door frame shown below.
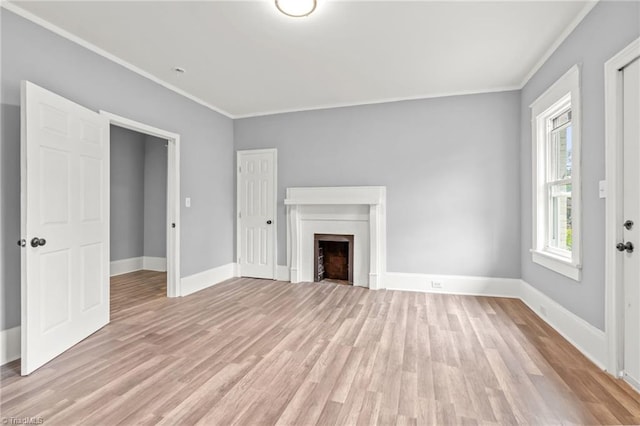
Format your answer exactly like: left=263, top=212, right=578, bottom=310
left=236, top=148, right=278, bottom=279
left=604, top=37, right=640, bottom=377
left=100, top=111, right=181, bottom=298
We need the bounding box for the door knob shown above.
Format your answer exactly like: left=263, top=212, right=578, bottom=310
left=266, top=220, right=272, bottom=225
left=624, top=220, right=634, bottom=230
left=617, top=241, right=634, bottom=253
left=30, top=237, right=46, bottom=248
left=17, top=239, right=26, bottom=247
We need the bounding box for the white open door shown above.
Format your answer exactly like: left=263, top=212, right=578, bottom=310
left=237, top=149, right=277, bottom=279
left=20, top=81, right=110, bottom=375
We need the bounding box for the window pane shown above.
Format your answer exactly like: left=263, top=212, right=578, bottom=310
left=550, top=124, right=572, bottom=181
left=549, top=183, right=572, bottom=251
left=552, top=110, right=571, bottom=130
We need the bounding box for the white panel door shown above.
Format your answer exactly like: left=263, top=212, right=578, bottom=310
left=238, top=150, right=276, bottom=279
left=21, top=81, right=110, bottom=375
left=622, top=58, right=640, bottom=389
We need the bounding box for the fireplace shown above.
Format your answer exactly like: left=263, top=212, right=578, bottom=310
left=285, top=186, right=387, bottom=289
left=314, top=234, right=354, bottom=284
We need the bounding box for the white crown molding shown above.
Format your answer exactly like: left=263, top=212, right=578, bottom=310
left=3, top=0, right=597, bottom=119
left=1, top=1, right=234, bottom=119
left=518, top=0, right=599, bottom=89
left=0, top=3, right=518, bottom=119
left=233, top=85, right=521, bottom=119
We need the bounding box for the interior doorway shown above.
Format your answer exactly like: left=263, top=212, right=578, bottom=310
left=101, top=111, right=181, bottom=298
left=18, top=83, right=181, bottom=375
left=236, top=149, right=277, bottom=280
left=109, top=125, right=169, bottom=312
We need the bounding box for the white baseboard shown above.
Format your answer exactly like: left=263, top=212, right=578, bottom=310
left=383, top=272, right=606, bottom=370
left=519, top=279, right=607, bottom=369
left=384, top=272, right=521, bottom=298
left=110, top=256, right=167, bottom=276
left=181, top=263, right=237, bottom=297
left=142, top=256, right=167, bottom=272
left=624, top=373, right=640, bottom=393
left=276, top=265, right=290, bottom=281
left=3, top=267, right=608, bottom=373
left=1, top=263, right=235, bottom=365
left=1, top=326, right=21, bottom=366
left=110, top=257, right=143, bottom=276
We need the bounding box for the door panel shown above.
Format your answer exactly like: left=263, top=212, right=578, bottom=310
left=40, top=250, right=71, bottom=331
left=238, top=150, right=276, bottom=279
left=623, top=58, right=640, bottom=388
left=81, top=243, right=104, bottom=311
left=40, top=148, right=70, bottom=224
left=21, top=81, right=110, bottom=375
left=80, top=156, right=103, bottom=221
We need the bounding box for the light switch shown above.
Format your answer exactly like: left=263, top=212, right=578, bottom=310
left=185, top=197, right=191, bottom=208
left=599, top=180, right=607, bottom=199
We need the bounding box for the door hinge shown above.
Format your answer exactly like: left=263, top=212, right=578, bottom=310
left=238, top=166, right=242, bottom=173
left=238, top=211, right=241, bottom=219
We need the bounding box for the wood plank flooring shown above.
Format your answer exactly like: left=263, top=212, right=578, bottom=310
left=110, top=270, right=167, bottom=318
left=2, top=272, right=640, bottom=425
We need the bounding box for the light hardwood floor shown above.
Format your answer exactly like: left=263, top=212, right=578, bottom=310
left=2, top=272, right=640, bottom=425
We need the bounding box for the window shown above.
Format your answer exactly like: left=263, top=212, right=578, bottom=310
left=531, top=65, right=581, bottom=281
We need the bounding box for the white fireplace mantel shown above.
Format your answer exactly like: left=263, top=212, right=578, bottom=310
left=285, top=186, right=386, bottom=289
left=284, top=186, right=386, bottom=206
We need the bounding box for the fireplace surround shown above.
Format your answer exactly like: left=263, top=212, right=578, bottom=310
left=284, top=186, right=386, bottom=289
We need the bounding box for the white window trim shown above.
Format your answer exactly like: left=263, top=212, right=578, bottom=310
left=530, top=64, right=582, bottom=281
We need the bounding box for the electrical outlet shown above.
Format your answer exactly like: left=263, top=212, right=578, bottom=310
left=540, top=305, right=547, bottom=317
left=431, top=280, right=443, bottom=289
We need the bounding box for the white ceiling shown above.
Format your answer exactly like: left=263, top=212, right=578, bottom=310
left=9, top=1, right=595, bottom=118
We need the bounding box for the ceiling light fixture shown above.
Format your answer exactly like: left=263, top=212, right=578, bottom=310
left=275, top=0, right=317, bottom=18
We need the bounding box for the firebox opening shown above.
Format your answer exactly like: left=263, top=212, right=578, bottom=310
left=314, top=234, right=354, bottom=285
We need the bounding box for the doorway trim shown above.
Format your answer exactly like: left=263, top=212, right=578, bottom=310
left=236, top=148, right=278, bottom=280
left=100, top=111, right=181, bottom=297
left=604, top=37, right=640, bottom=377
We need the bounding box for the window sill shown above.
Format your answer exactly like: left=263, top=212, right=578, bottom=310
left=531, top=249, right=582, bottom=281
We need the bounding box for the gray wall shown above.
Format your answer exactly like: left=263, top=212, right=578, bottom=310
left=110, top=126, right=145, bottom=261
left=109, top=129, right=168, bottom=262
left=235, top=91, right=522, bottom=278
left=143, top=135, right=168, bottom=258
left=1, top=104, right=21, bottom=334
left=1, top=9, right=234, bottom=331
left=520, top=1, right=640, bottom=330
